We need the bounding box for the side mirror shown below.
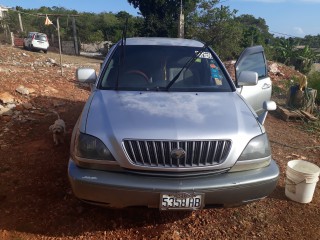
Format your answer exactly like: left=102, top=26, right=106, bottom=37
left=76, top=68, right=97, bottom=84
left=258, top=101, right=277, bottom=125
left=263, top=100, right=277, bottom=111
left=237, top=71, right=258, bottom=86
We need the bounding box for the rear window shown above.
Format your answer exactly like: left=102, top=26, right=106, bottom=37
left=35, top=34, right=47, bottom=41
left=100, top=45, right=233, bottom=92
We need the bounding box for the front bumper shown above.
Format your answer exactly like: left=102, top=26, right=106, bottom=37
left=68, top=158, right=279, bottom=209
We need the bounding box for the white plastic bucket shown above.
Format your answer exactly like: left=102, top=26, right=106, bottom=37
left=285, top=160, right=320, bottom=203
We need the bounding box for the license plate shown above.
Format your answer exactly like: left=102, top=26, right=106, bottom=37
left=160, top=193, right=204, bottom=210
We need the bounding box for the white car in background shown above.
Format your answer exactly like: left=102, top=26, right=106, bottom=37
left=23, top=32, right=49, bottom=53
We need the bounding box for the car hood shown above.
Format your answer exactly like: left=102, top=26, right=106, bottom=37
left=82, top=91, right=263, bottom=169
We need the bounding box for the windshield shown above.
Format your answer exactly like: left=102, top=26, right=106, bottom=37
left=99, top=45, right=233, bottom=92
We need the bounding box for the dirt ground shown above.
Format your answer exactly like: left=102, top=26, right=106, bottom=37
left=0, top=45, right=319, bottom=240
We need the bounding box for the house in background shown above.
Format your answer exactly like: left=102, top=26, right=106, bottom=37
left=0, top=5, right=11, bottom=42
left=0, top=5, right=9, bottom=19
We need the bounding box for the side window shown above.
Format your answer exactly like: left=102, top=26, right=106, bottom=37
left=101, top=58, right=118, bottom=88
left=236, top=52, right=267, bottom=80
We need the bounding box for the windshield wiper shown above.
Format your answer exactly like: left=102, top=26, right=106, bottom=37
left=165, top=44, right=208, bottom=91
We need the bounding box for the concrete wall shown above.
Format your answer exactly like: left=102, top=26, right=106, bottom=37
left=62, top=41, right=76, bottom=55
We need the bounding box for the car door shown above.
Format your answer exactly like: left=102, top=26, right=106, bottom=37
left=25, top=33, right=33, bottom=47
left=235, top=45, right=271, bottom=115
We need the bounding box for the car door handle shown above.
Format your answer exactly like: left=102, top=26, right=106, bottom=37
left=262, top=83, right=271, bottom=89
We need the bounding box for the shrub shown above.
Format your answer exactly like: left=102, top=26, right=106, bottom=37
left=307, top=71, right=320, bottom=103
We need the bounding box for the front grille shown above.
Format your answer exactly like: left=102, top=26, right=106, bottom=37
left=123, top=139, right=231, bottom=168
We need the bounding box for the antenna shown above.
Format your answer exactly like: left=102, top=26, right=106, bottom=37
left=115, top=17, right=129, bottom=90
left=178, top=0, right=184, bottom=38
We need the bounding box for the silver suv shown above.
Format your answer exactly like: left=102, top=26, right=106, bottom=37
left=68, top=37, right=279, bottom=210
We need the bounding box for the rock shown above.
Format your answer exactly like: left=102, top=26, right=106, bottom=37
left=53, top=100, right=65, bottom=107
left=22, top=102, right=33, bottom=110
left=12, top=61, right=21, bottom=66
left=33, top=61, right=41, bottom=66
left=47, top=58, right=57, bottom=64
left=16, top=85, right=30, bottom=95
left=276, top=72, right=285, bottom=77
left=0, top=108, right=13, bottom=116
left=15, top=104, right=23, bottom=111
left=0, top=92, right=15, bottom=104
left=28, top=88, right=36, bottom=94
left=22, top=53, right=28, bottom=57
left=14, top=110, right=21, bottom=116
left=6, top=103, right=16, bottom=109
left=62, top=64, right=71, bottom=68
left=269, top=63, right=281, bottom=74
left=44, top=86, right=59, bottom=94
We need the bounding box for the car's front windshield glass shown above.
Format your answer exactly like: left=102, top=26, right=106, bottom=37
left=100, top=45, right=233, bottom=92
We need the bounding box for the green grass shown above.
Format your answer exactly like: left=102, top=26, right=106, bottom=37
left=307, top=71, right=320, bottom=103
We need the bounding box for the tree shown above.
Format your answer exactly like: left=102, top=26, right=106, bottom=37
left=115, top=11, right=144, bottom=39
left=273, top=37, right=316, bottom=73
left=274, top=37, right=297, bottom=65
left=294, top=45, right=316, bottom=73
left=87, top=30, right=104, bottom=43
left=236, top=14, right=272, bottom=48
left=301, top=34, right=320, bottom=48
left=127, top=0, right=199, bottom=37
left=187, top=0, right=242, bottom=60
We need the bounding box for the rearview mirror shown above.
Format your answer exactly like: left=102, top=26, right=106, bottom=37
left=258, top=101, right=277, bottom=125
left=237, top=71, right=258, bottom=86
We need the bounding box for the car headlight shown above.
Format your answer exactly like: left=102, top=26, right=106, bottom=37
left=230, top=134, right=271, bottom=172
left=75, top=132, right=115, bottom=161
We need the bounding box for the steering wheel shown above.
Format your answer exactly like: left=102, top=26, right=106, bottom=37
left=124, top=70, right=150, bottom=82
